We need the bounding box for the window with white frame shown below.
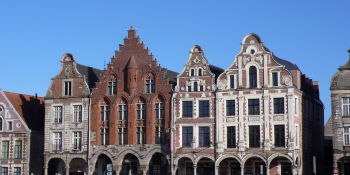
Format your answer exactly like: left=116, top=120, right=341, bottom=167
left=199, top=127, right=210, bottom=147
left=118, top=104, right=128, bottom=120
left=73, top=132, right=82, bottom=150
left=100, top=128, right=109, bottom=145
left=182, top=127, right=193, bottom=147
left=118, top=127, right=127, bottom=145
left=155, top=103, right=164, bottom=118
left=53, top=132, right=62, bottom=151
left=137, top=127, right=146, bottom=144
left=108, top=81, right=117, bottom=95
left=199, top=101, right=210, bottom=117
left=272, top=72, right=278, bottom=86
left=100, top=106, right=109, bottom=121
left=137, top=104, right=146, bottom=119
left=7, top=121, right=12, bottom=131
left=198, top=69, right=202, bottom=76
left=1, top=167, right=8, bottom=175
left=54, top=106, right=62, bottom=123
left=0, top=117, right=2, bottom=131
left=14, top=140, right=22, bottom=159
left=190, top=69, right=195, bottom=76
left=230, top=75, right=234, bottom=89
left=146, top=79, right=155, bottom=93
left=13, top=168, right=20, bottom=175
left=274, top=98, right=284, bottom=114
left=73, top=105, right=82, bottom=123
left=64, top=81, right=71, bottom=96
left=248, top=99, right=260, bottom=115
left=2, top=141, right=9, bottom=159
left=343, top=98, right=350, bottom=116
left=344, top=126, right=350, bottom=146
left=249, top=66, right=257, bottom=87
left=155, top=126, right=164, bottom=144
left=226, top=100, right=235, bottom=116
left=182, top=101, right=193, bottom=117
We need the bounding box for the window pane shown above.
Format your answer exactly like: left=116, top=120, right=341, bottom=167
left=272, top=72, right=278, bottom=86
left=230, top=75, right=234, bottom=88
left=199, top=101, right=209, bottom=117
left=182, top=101, right=193, bottom=117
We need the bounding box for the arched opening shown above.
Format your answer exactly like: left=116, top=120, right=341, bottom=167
left=337, top=156, right=350, bottom=175
left=149, top=153, right=168, bottom=175
left=120, top=154, right=140, bottom=175
left=48, top=158, right=65, bottom=175
left=196, top=157, right=215, bottom=175
left=176, top=157, right=193, bottom=175
left=249, top=66, right=257, bottom=87
left=94, top=154, right=113, bottom=175
left=269, top=156, right=292, bottom=175
left=244, top=157, right=266, bottom=175
left=69, top=158, right=87, bottom=175
left=218, top=158, right=241, bottom=175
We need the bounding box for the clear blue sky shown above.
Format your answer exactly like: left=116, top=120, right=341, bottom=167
left=1, top=1, right=348, bottom=124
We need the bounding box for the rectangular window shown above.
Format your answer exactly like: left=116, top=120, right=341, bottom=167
left=137, top=127, right=146, bottom=144
left=272, top=72, right=278, bottom=86
left=182, top=101, right=193, bottom=117
left=249, top=126, right=260, bottom=148
left=188, top=86, right=191, bottom=92
left=14, top=140, right=22, bottom=159
left=343, top=98, right=350, bottom=116
left=199, top=101, right=210, bottom=117
left=200, top=86, right=204, bottom=91
left=73, top=132, right=82, bottom=150
left=274, top=125, right=285, bottom=147
left=155, top=103, right=165, bottom=118
left=226, top=100, right=235, bottom=116
left=248, top=99, right=260, bottom=115
left=230, top=75, right=234, bottom=88
left=54, top=106, right=62, bottom=123
left=155, top=126, right=164, bottom=144
left=274, top=98, right=284, bottom=114
left=295, top=98, right=298, bottom=115
left=227, top=126, right=236, bottom=148
left=100, top=128, right=109, bottom=145
left=1, top=141, right=9, bottom=159
left=295, top=125, right=299, bottom=148
left=182, top=127, right=193, bottom=147
left=199, top=127, right=210, bottom=147
left=73, top=105, right=82, bottom=123
left=14, top=168, right=20, bottom=175
left=64, top=81, right=71, bottom=96
left=118, top=128, right=127, bottom=145
left=53, top=132, right=62, bottom=151
left=118, top=105, right=128, bottom=120
left=7, top=121, right=12, bottom=131
left=146, top=80, right=155, bottom=93
left=344, top=127, right=350, bottom=146
left=108, top=81, right=117, bottom=95
left=100, top=106, right=109, bottom=121
left=137, top=104, right=146, bottom=119
left=1, top=167, right=8, bottom=175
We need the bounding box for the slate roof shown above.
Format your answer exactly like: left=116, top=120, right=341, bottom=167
left=161, top=68, right=178, bottom=84
left=263, top=46, right=300, bottom=71
left=76, top=63, right=103, bottom=89
left=209, top=65, right=225, bottom=82
left=3, top=91, right=45, bottom=132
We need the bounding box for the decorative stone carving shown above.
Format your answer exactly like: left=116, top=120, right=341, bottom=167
left=181, top=87, right=184, bottom=91
left=248, top=116, right=260, bottom=121
left=238, top=96, right=244, bottom=101
left=282, top=75, right=293, bottom=86
left=243, top=56, right=250, bottom=65
left=202, top=58, right=207, bottom=64
left=212, top=84, right=217, bottom=91
left=186, top=81, right=191, bottom=86
left=287, top=94, right=294, bottom=99
left=174, top=86, right=180, bottom=92
left=263, top=95, right=269, bottom=100
left=185, top=94, right=189, bottom=98
left=273, top=116, right=284, bottom=121
left=193, top=56, right=200, bottom=63
left=217, top=79, right=227, bottom=90
left=251, top=91, right=256, bottom=94
left=65, top=66, right=72, bottom=77
left=226, top=117, right=235, bottom=122
left=201, top=93, right=206, bottom=97
left=186, top=59, right=191, bottom=65
left=207, top=86, right=211, bottom=90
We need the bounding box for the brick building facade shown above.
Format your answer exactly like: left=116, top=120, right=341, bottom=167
left=44, top=54, right=102, bottom=175
left=329, top=49, right=350, bottom=175
left=0, top=89, right=45, bottom=175
left=89, top=27, right=177, bottom=175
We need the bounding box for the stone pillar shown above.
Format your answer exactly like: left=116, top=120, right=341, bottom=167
left=172, top=165, right=178, bottom=175
left=140, top=165, right=148, bottom=175
left=193, top=165, right=197, bottom=175
left=43, top=166, right=48, bottom=175
left=238, top=93, right=245, bottom=151
left=215, top=166, right=219, bottom=175
left=65, top=166, right=70, bottom=175
left=113, top=165, right=120, bottom=175
left=241, top=165, right=244, bottom=175
left=263, top=92, right=270, bottom=151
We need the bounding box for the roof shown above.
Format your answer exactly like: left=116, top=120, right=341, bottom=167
left=3, top=91, right=45, bottom=132
left=209, top=65, right=225, bottom=82
left=76, top=63, right=103, bottom=89
left=263, top=46, right=300, bottom=71
left=161, top=68, right=178, bottom=83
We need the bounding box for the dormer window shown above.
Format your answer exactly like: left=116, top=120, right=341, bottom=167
left=230, top=75, right=235, bottom=88
left=198, top=69, right=202, bottom=76
left=272, top=72, right=278, bottom=86
left=146, top=80, right=155, bottom=93
left=249, top=66, right=257, bottom=88
left=191, top=69, right=195, bottom=76
left=64, top=81, right=72, bottom=96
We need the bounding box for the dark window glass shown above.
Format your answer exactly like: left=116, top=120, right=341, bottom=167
left=191, top=69, right=194, bottom=76
left=182, top=127, right=193, bottom=147
left=155, top=126, right=164, bottom=144
left=272, top=72, right=278, bottom=86
left=249, top=125, right=260, bottom=148
left=198, top=69, right=202, bottom=76
left=227, top=126, right=236, bottom=148
left=230, top=75, right=234, bottom=88
left=199, top=127, right=210, bottom=147
left=194, top=82, right=198, bottom=91
left=182, top=101, right=193, bottom=117
left=199, top=101, right=209, bottom=117
left=248, top=99, right=260, bottom=115
left=188, top=86, right=191, bottom=92
left=274, top=98, right=284, bottom=114
left=274, top=125, right=285, bottom=147
left=64, top=81, right=71, bottom=96
left=0, top=118, right=2, bottom=131
left=108, top=81, right=117, bottom=95
left=146, top=80, right=155, bottom=93
left=226, top=100, right=235, bottom=116
left=200, top=86, right=204, bottom=91
left=155, top=103, right=165, bottom=118
left=249, top=66, right=257, bottom=87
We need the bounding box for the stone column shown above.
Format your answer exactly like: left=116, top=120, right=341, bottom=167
left=193, top=165, right=197, bottom=175
left=113, top=164, right=120, bottom=175
left=65, top=166, right=70, bottom=175
left=43, top=166, right=48, bottom=175
left=140, top=165, right=148, bottom=175
left=215, top=166, right=219, bottom=175
left=241, top=165, right=244, bottom=175
left=263, top=92, right=270, bottom=151
left=238, top=93, right=245, bottom=152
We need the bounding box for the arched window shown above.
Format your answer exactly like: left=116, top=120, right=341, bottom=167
left=0, top=117, right=2, bottom=131
left=198, top=69, right=202, bottom=76
left=191, top=69, right=195, bottom=76
left=108, top=75, right=117, bottom=95
left=194, top=82, right=198, bottom=91
left=249, top=66, right=257, bottom=87
left=146, top=79, right=155, bottom=93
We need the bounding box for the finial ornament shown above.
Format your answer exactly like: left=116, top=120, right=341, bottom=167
left=131, top=25, right=133, bottom=29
